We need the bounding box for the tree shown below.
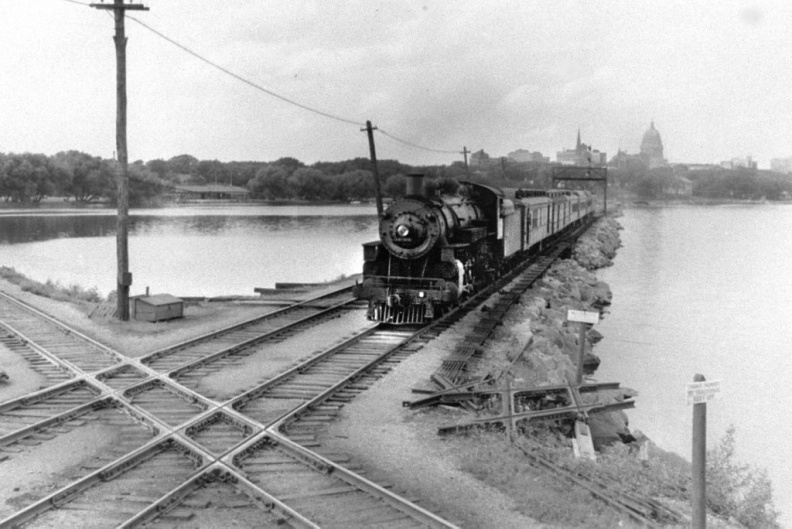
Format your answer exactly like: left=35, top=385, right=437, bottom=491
left=272, top=157, right=305, bottom=175
left=384, top=173, right=407, bottom=198
left=332, top=169, right=374, bottom=201
left=0, top=153, right=57, bottom=203
left=53, top=151, right=115, bottom=203
left=196, top=159, right=228, bottom=185
left=287, top=167, right=330, bottom=200
left=145, top=158, right=170, bottom=179
left=248, top=165, right=290, bottom=199
left=166, top=154, right=199, bottom=176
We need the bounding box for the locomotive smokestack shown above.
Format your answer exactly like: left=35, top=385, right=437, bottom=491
left=405, top=173, right=426, bottom=198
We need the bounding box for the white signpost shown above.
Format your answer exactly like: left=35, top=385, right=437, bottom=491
left=567, top=309, right=600, bottom=325
left=686, top=379, right=722, bottom=406
left=689, top=375, right=721, bottom=529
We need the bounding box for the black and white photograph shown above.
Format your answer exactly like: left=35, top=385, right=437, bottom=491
left=0, top=1, right=789, bottom=527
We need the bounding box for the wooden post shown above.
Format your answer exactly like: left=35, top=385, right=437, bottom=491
left=461, top=146, right=469, bottom=172
left=576, top=322, right=586, bottom=385
left=91, top=0, right=148, bottom=321
left=362, top=120, right=383, bottom=218
left=692, top=373, right=707, bottom=529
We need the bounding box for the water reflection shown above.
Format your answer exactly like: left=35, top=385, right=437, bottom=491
left=0, top=214, right=377, bottom=244
left=0, top=209, right=379, bottom=297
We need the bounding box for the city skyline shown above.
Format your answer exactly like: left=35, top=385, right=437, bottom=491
left=1, top=2, right=790, bottom=169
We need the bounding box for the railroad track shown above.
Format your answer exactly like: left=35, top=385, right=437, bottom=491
left=141, top=286, right=359, bottom=373
left=0, top=216, right=673, bottom=527
left=0, top=287, right=457, bottom=528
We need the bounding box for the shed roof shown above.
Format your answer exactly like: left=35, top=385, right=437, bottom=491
left=172, top=185, right=249, bottom=195
left=138, top=294, right=183, bottom=306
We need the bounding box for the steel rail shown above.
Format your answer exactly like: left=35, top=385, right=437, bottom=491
left=164, top=298, right=362, bottom=379
left=514, top=443, right=681, bottom=528
left=140, top=284, right=354, bottom=365
left=227, top=429, right=458, bottom=529
left=227, top=323, right=381, bottom=411
left=116, top=463, right=319, bottom=529
left=0, top=436, right=210, bottom=528
left=0, top=289, right=456, bottom=527
left=0, top=291, right=125, bottom=369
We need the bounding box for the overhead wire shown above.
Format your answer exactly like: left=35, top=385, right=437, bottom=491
left=126, top=15, right=364, bottom=128
left=66, top=0, right=464, bottom=158
left=377, top=129, right=460, bottom=155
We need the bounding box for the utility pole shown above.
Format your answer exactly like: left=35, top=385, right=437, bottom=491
left=91, top=0, right=149, bottom=321
left=461, top=146, right=469, bottom=172
left=362, top=120, right=384, bottom=218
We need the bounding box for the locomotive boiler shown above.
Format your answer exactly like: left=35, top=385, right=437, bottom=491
left=353, top=174, right=593, bottom=324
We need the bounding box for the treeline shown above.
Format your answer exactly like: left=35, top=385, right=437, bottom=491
left=610, top=165, right=792, bottom=200
left=4, top=150, right=792, bottom=206
left=0, top=151, right=165, bottom=206
left=0, top=151, right=509, bottom=205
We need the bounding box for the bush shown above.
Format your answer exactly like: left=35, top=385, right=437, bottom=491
left=707, top=425, right=780, bottom=528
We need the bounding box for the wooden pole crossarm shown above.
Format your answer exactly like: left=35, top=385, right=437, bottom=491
left=90, top=3, right=149, bottom=10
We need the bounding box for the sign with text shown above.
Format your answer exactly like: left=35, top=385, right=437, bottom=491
left=686, top=380, right=722, bottom=405
left=567, top=309, right=600, bottom=325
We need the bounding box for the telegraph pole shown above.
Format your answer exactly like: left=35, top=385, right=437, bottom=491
left=461, top=146, right=470, bottom=172
left=362, top=120, right=384, bottom=218
left=91, top=0, right=148, bottom=321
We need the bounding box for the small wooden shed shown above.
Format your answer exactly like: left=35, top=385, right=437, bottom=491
left=132, top=294, right=184, bottom=322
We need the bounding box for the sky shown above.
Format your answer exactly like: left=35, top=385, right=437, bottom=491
left=1, top=1, right=791, bottom=168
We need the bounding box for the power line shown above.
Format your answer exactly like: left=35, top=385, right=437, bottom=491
left=377, top=129, right=459, bottom=154
left=127, top=15, right=364, bottom=127
left=64, top=0, right=464, bottom=157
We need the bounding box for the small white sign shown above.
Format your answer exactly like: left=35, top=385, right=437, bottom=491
left=686, top=380, right=722, bottom=405
left=567, top=309, right=600, bottom=325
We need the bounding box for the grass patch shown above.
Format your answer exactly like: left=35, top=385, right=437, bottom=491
left=455, top=423, right=780, bottom=528
left=455, top=430, right=646, bottom=528
left=0, top=266, right=104, bottom=304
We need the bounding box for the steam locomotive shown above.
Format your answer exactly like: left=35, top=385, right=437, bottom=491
left=353, top=174, right=594, bottom=324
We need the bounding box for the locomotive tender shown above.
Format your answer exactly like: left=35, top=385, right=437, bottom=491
left=353, top=174, right=594, bottom=324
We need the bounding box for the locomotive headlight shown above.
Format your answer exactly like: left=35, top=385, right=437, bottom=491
left=396, top=224, right=410, bottom=237
left=418, top=291, right=425, bottom=298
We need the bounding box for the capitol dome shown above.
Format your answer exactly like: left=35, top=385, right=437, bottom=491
left=640, top=121, right=664, bottom=159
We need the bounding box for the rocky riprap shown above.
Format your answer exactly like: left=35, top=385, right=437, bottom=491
left=573, top=215, right=623, bottom=270
left=474, top=214, right=634, bottom=449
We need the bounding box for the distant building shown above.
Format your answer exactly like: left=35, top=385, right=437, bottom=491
left=720, top=155, right=757, bottom=170
left=507, top=149, right=549, bottom=163
left=169, top=184, right=250, bottom=201
left=682, top=163, right=720, bottom=172
left=470, top=149, right=491, bottom=167
left=556, top=130, right=606, bottom=166
left=639, top=121, right=667, bottom=169
left=770, top=156, right=792, bottom=174
left=609, top=121, right=668, bottom=170
left=609, top=149, right=645, bottom=171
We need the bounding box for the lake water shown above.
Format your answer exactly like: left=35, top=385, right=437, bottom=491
left=595, top=204, right=792, bottom=525
left=0, top=204, right=379, bottom=297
